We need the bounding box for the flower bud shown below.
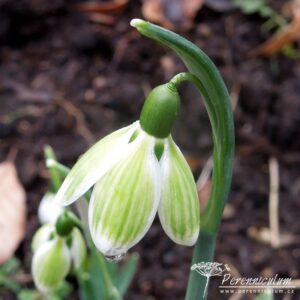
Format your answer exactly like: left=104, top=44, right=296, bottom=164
left=70, top=228, right=86, bottom=269
left=38, top=192, right=64, bottom=224
left=32, top=237, right=71, bottom=294
left=31, top=224, right=54, bottom=253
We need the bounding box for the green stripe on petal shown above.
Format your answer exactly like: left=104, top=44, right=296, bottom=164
left=55, top=122, right=139, bottom=206
left=32, top=238, right=71, bottom=294
left=89, top=132, right=161, bottom=256
left=158, top=137, right=200, bottom=246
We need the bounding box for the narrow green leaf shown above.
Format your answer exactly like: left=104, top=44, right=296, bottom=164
left=77, top=249, right=107, bottom=300
left=115, top=254, right=139, bottom=295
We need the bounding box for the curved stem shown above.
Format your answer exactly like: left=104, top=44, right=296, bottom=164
left=131, top=19, right=234, bottom=234
left=169, top=72, right=195, bottom=88
left=131, top=19, right=234, bottom=300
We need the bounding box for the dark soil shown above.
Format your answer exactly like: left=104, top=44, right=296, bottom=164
left=0, top=0, right=300, bottom=299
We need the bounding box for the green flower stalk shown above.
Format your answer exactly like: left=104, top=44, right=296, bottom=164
left=55, top=83, right=200, bottom=257
left=129, top=19, right=234, bottom=300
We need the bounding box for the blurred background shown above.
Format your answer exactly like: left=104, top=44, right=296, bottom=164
left=0, top=0, right=300, bottom=299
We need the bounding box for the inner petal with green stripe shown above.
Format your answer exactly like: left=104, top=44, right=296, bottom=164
left=158, top=136, right=200, bottom=246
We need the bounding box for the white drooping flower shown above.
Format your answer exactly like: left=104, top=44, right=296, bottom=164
left=32, top=237, right=71, bottom=294
left=55, top=121, right=200, bottom=256
left=31, top=224, right=55, bottom=253
left=31, top=225, right=87, bottom=293
left=38, top=192, right=64, bottom=224
left=55, top=83, right=200, bottom=257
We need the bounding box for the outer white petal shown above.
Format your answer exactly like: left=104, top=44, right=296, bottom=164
left=31, top=224, right=55, bottom=253
left=89, top=132, right=161, bottom=256
left=55, top=122, right=139, bottom=206
left=158, top=137, right=200, bottom=246
left=38, top=192, right=64, bottom=224
left=32, top=238, right=71, bottom=294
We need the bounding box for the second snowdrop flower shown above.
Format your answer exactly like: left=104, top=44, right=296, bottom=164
left=55, top=83, right=200, bottom=257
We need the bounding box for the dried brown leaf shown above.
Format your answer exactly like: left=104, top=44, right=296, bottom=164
left=142, top=0, right=204, bottom=29
left=254, top=0, right=300, bottom=56
left=186, top=155, right=204, bottom=172
left=247, top=226, right=296, bottom=248
left=76, top=0, right=129, bottom=14
left=0, top=162, right=26, bottom=264
left=142, top=0, right=174, bottom=29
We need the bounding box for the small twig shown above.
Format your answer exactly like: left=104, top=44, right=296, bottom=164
left=289, top=279, right=300, bottom=288
left=1, top=80, right=52, bottom=103
left=56, top=97, right=95, bottom=145
left=196, top=157, right=212, bottom=190
left=269, top=156, right=280, bottom=248
left=10, top=273, right=32, bottom=283
left=223, top=260, right=242, bottom=300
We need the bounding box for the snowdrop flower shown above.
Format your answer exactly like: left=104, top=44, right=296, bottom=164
left=38, top=192, right=64, bottom=224
left=31, top=224, right=87, bottom=293
left=32, top=237, right=71, bottom=294
left=31, top=224, right=55, bottom=253
left=55, top=83, right=200, bottom=257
